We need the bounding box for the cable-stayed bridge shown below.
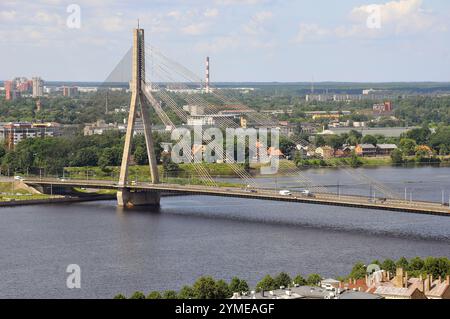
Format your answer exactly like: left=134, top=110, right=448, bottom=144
left=22, top=27, right=450, bottom=216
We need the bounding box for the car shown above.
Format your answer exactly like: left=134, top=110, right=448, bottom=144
left=279, top=190, right=292, bottom=196
left=301, top=190, right=313, bottom=197
left=14, top=176, right=23, bottom=181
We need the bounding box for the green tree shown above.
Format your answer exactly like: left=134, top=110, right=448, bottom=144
left=98, top=146, right=122, bottom=168
left=70, top=147, right=99, bottom=167
left=381, top=259, right=396, bottom=274
left=162, top=290, right=178, bottom=299
left=215, top=280, right=232, bottom=299
left=279, top=136, right=296, bottom=158
left=192, top=276, right=219, bottom=299
left=134, top=145, right=148, bottom=165
left=229, top=277, right=249, bottom=294
left=306, top=274, right=322, bottom=286
left=350, top=151, right=363, bottom=168
left=349, top=262, right=366, bottom=280
left=274, top=272, right=292, bottom=288
left=390, top=149, right=404, bottom=165
left=438, top=144, right=449, bottom=156
left=399, top=138, right=417, bottom=156
left=406, top=127, right=431, bottom=145
left=293, top=275, right=307, bottom=286
left=396, top=257, right=409, bottom=271
left=146, top=291, right=162, bottom=299
left=346, top=130, right=362, bottom=146
left=178, top=286, right=196, bottom=299
left=409, top=257, right=425, bottom=272
left=314, top=135, right=326, bottom=147
left=129, top=291, right=146, bottom=299
left=325, top=135, right=344, bottom=149
left=430, top=127, right=450, bottom=151
left=113, top=294, right=127, bottom=299
left=162, top=153, right=180, bottom=175
left=256, top=275, right=277, bottom=292
left=361, top=135, right=377, bottom=146
left=423, top=257, right=450, bottom=278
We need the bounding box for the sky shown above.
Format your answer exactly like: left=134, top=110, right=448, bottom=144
left=1, top=0, right=450, bottom=82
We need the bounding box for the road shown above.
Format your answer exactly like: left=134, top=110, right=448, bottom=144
left=23, top=178, right=450, bottom=217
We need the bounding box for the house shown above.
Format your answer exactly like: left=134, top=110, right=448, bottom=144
left=268, top=147, right=285, bottom=159
left=373, top=286, right=426, bottom=300
left=277, top=121, right=297, bottom=137
left=408, top=275, right=450, bottom=299
left=300, top=123, right=317, bottom=134
left=363, top=268, right=448, bottom=299
left=317, top=129, right=336, bottom=136
left=334, top=147, right=352, bottom=158
left=320, top=278, right=341, bottom=290
left=377, top=144, right=398, bottom=155
left=355, top=144, right=377, bottom=157
left=231, top=286, right=332, bottom=300
left=315, top=146, right=335, bottom=159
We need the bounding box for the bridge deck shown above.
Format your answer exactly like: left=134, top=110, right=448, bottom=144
left=23, top=179, right=450, bottom=217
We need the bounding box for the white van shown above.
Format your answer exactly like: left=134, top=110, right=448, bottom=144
left=279, top=190, right=292, bottom=196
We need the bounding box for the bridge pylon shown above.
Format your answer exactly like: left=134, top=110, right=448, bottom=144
left=117, top=27, right=160, bottom=207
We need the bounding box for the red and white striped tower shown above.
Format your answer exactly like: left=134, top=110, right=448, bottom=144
left=205, top=56, right=210, bottom=93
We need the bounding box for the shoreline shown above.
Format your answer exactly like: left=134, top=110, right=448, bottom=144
left=0, top=194, right=116, bottom=208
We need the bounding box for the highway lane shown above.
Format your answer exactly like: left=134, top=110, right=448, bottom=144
left=23, top=178, right=450, bottom=216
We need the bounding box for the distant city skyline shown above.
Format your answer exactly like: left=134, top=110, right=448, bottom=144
left=1, top=0, right=450, bottom=82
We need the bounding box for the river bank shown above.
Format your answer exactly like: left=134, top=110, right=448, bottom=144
left=0, top=194, right=116, bottom=207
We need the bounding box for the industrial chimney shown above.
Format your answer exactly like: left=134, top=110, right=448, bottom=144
left=205, top=56, right=210, bottom=93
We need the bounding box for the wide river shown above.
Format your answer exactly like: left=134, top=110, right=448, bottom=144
left=0, top=166, right=449, bottom=298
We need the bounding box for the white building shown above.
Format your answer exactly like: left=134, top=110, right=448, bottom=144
left=32, top=77, right=44, bottom=98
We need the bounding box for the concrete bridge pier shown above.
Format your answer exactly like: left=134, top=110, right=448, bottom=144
left=117, top=189, right=160, bottom=208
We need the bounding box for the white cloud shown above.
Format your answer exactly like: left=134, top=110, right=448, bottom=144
left=293, top=24, right=331, bottom=43
left=204, top=8, right=219, bottom=18
left=215, top=0, right=269, bottom=5
left=243, top=11, right=273, bottom=35
left=293, top=0, right=447, bottom=43
left=0, top=10, right=17, bottom=21
left=33, top=11, right=64, bottom=26
left=167, top=10, right=182, bottom=20
left=195, top=35, right=239, bottom=53
left=181, top=22, right=209, bottom=36
left=350, top=0, right=435, bottom=33
left=101, top=15, right=126, bottom=32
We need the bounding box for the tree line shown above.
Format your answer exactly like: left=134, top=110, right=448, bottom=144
left=114, top=256, right=450, bottom=299
left=0, top=131, right=169, bottom=175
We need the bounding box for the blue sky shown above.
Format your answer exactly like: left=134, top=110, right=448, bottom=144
left=1, top=0, right=449, bottom=82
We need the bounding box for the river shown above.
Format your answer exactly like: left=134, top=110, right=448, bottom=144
left=0, top=166, right=449, bottom=298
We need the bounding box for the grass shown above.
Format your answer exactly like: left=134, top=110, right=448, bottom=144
left=0, top=181, right=29, bottom=194
left=65, top=163, right=246, bottom=181
left=0, top=194, right=57, bottom=201
left=0, top=182, right=56, bottom=202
